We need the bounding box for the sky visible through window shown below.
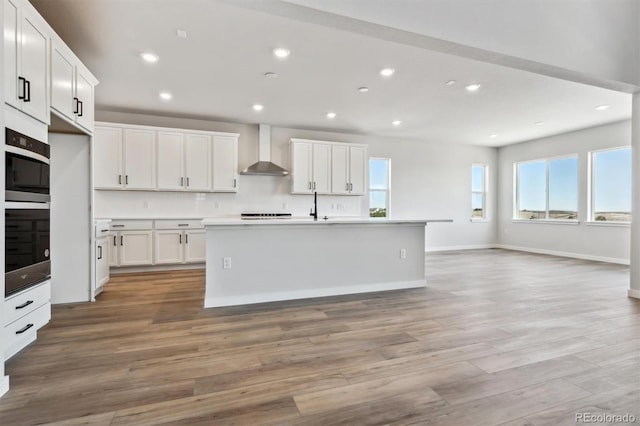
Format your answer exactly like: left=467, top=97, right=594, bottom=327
left=594, top=147, right=631, bottom=216
left=518, top=158, right=578, bottom=212
left=369, top=158, right=389, bottom=217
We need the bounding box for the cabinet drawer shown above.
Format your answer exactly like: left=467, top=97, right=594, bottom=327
left=110, top=220, right=153, bottom=231
left=5, top=281, right=51, bottom=326
left=4, top=302, right=51, bottom=360
left=154, top=219, right=203, bottom=230
left=95, top=221, right=111, bottom=237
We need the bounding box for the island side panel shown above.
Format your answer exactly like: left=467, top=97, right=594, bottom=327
left=204, top=223, right=425, bottom=307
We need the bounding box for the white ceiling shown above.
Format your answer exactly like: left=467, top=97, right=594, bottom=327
left=31, top=0, right=631, bottom=147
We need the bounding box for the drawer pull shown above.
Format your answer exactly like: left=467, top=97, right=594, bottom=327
left=178, top=224, right=189, bottom=227
left=16, top=323, right=34, bottom=334
left=112, top=225, right=125, bottom=228
left=15, top=300, right=34, bottom=309
left=100, top=229, right=109, bottom=233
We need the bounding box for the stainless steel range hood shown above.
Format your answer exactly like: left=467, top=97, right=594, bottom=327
left=240, top=124, right=289, bottom=176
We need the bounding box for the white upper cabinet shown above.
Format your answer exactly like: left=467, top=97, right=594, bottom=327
left=4, top=0, right=49, bottom=124
left=157, top=131, right=184, bottom=190
left=212, top=135, right=238, bottom=192
left=94, top=122, right=238, bottom=193
left=184, top=134, right=212, bottom=191
left=123, top=128, right=156, bottom=190
left=94, top=126, right=123, bottom=189
left=292, top=139, right=367, bottom=196
left=50, top=41, right=97, bottom=133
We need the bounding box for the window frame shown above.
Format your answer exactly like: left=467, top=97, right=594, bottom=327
left=369, top=157, right=391, bottom=218
left=471, top=164, right=488, bottom=222
left=513, top=154, right=579, bottom=222
left=588, top=146, right=631, bottom=224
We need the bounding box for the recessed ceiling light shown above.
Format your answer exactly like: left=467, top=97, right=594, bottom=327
left=140, top=52, right=159, bottom=63
left=252, top=104, right=264, bottom=111
left=445, top=80, right=457, bottom=86
left=326, top=112, right=337, bottom=119
left=392, top=120, right=402, bottom=126
left=176, top=29, right=188, bottom=39
left=273, top=48, right=290, bottom=58
left=489, top=134, right=498, bottom=138
left=264, top=72, right=278, bottom=79
left=380, top=68, right=395, bottom=77
left=535, top=121, right=544, bottom=126
left=595, top=104, right=610, bottom=111
left=159, top=92, right=172, bottom=100
left=358, top=87, right=369, bottom=93
left=465, top=83, right=481, bottom=92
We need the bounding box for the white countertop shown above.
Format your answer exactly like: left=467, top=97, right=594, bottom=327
left=202, top=217, right=452, bottom=226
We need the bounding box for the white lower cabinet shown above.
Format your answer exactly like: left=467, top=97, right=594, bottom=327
left=95, top=236, right=110, bottom=290
left=110, top=230, right=154, bottom=267
left=155, top=229, right=205, bottom=264
left=4, top=280, right=51, bottom=360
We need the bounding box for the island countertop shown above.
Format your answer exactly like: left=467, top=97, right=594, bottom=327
left=202, top=217, right=452, bottom=226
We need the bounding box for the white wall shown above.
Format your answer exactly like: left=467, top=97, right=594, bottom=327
left=95, top=110, right=498, bottom=250
left=283, top=0, right=640, bottom=89
left=497, top=121, right=631, bottom=264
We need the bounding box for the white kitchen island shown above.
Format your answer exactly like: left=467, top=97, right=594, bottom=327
left=202, top=217, right=447, bottom=308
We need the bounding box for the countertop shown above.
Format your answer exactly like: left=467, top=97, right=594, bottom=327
left=202, top=217, right=453, bottom=226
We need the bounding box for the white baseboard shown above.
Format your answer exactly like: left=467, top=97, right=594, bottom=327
left=205, top=280, right=426, bottom=308
left=111, top=263, right=205, bottom=275
left=0, top=376, right=9, bottom=398
left=495, top=244, right=629, bottom=265
left=628, top=289, right=640, bottom=299
left=425, top=244, right=496, bottom=253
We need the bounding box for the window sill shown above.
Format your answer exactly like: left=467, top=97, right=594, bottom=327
left=470, top=218, right=489, bottom=223
left=585, top=221, right=630, bottom=228
left=511, top=219, right=580, bottom=226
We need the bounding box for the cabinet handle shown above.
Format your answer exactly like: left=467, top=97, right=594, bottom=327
left=179, top=234, right=182, bottom=244
left=113, top=236, right=117, bottom=246
left=18, top=76, right=26, bottom=100
left=178, top=224, right=188, bottom=227
left=185, top=233, right=189, bottom=244
left=313, top=182, right=317, bottom=190
left=186, top=177, right=190, bottom=187
left=120, top=236, right=124, bottom=246
left=24, top=79, right=31, bottom=102
left=78, top=100, right=84, bottom=117
left=308, top=181, right=311, bottom=190
left=73, top=97, right=79, bottom=114
left=118, top=175, right=122, bottom=185
left=16, top=324, right=34, bottom=334
left=15, top=300, right=33, bottom=310
left=233, top=178, right=236, bottom=188
left=97, top=245, right=103, bottom=260
left=181, top=177, right=184, bottom=186
left=112, top=225, right=124, bottom=228
left=125, top=175, right=129, bottom=185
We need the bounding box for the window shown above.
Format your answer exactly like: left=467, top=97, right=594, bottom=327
left=590, top=147, right=631, bottom=222
left=471, top=164, right=487, bottom=219
left=515, top=155, right=578, bottom=220
left=369, top=158, right=390, bottom=217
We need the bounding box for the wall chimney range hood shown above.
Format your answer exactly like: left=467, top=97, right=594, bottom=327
left=240, top=124, right=289, bottom=176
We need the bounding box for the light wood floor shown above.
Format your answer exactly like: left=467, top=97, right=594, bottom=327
left=1, top=249, right=638, bottom=425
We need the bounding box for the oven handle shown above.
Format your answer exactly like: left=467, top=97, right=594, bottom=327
left=5, top=145, right=50, bottom=165
left=5, top=201, right=50, bottom=210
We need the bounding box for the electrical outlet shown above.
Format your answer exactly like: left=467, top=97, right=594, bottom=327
left=214, top=202, right=220, bottom=209
left=143, top=201, right=150, bottom=209
left=400, top=249, right=407, bottom=259
left=283, top=203, right=288, bottom=210
left=223, top=257, right=232, bottom=269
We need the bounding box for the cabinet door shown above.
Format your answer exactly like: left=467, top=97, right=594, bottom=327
left=291, top=141, right=312, bottom=193
left=184, top=230, right=206, bottom=263
left=123, top=129, right=156, bottom=190
left=157, top=131, right=184, bottom=190
left=212, top=135, right=238, bottom=192
left=349, top=146, right=367, bottom=195
left=108, top=234, right=118, bottom=266
left=50, top=44, right=75, bottom=120
left=93, top=127, right=123, bottom=189
left=4, top=0, right=20, bottom=109
left=120, top=231, right=153, bottom=266
left=75, top=68, right=95, bottom=132
left=96, top=239, right=110, bottom=287
left=184, top=134, right=211, bottom=191
left=154, top=230, right=184, bottom=264
left=331, top=145, right=349, bottom=194
left=20, top=6, right=49, bottom=124
left=312, top=143, right=332, bottom=194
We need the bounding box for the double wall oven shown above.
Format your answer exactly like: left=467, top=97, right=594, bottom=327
left=5, top=128, right=51, bottom=297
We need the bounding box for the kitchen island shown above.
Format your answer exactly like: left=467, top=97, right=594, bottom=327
left=202, top=217, right=449, bottom=308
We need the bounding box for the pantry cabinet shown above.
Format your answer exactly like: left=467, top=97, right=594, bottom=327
left=4, top=0, right=50, bottom=124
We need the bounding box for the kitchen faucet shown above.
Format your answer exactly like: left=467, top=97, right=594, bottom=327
left=309, top=191, right=318, bottom=221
